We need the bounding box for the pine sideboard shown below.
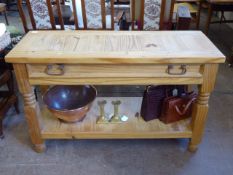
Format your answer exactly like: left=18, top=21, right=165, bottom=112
left=6, top=31, right=225, bottom=153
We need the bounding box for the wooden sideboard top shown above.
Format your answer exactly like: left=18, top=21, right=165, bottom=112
left=6, top=31, right=225, bottom=64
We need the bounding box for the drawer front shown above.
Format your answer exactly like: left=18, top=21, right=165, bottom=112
left=27, top=64, right=202, bottom=79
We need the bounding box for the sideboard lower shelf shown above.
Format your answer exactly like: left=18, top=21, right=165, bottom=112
left=39, top=97, right=192, bottom=139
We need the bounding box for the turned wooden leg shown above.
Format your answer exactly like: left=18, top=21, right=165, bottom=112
left=189, top=92, right=210, bottom=152
left=13, top=64, right=46, bottom=153
left=188, top=64, right=219, bottom=152
left=23, top=92, right=46, bottom=153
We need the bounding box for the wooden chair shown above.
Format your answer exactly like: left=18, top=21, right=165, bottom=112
left=52, top=0, right=73, bottom=26
left=0, top=69, right=19, bottom=139
left=131, top=0, right=166, bottom=30
left=72, top=0, right=115, bottom=30
left=172, top=0, right=202, bottom=29
left=17, top=0, right=65, bottom=32
left=17, top=1, right=59, bottom=95
left=205, top=2, right=233, bottom=34
left=0, top=29, right=19, bottom=138
left=0, top=3, right=9, bottom=25
left=176, top=5, right=192, bottom=29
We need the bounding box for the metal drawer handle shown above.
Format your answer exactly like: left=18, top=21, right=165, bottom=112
left=45, top=64, right=65, bottom=76
left=167, top=65, right=187, bottom=75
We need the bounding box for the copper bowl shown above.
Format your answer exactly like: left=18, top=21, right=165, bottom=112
left=43, top=85, right=97, bottom=123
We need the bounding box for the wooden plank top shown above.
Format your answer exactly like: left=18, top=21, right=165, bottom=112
left=5, top=31, right=225, bottom=64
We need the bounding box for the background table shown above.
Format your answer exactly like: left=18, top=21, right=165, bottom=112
left=206, top=0, right=233, bottom=34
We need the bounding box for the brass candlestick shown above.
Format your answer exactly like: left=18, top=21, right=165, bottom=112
left=97, top=100, right=109, bottom=124
left=110, top=100, right=122, bottom=123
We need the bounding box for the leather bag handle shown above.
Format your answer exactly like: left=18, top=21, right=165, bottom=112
left=175, top=97, right=196, bottom=116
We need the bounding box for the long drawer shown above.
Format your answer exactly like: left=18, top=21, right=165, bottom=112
left=27, top=64, right=202, bottom=78
left=26, top=64, right=203, bottom=85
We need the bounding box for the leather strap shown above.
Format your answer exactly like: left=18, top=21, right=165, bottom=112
left=175, top=97, right=196, bottom=116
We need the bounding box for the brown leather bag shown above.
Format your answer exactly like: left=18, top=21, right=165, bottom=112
left=159, top=92, right=197, bottom=124
left=140, top=86, right=167, bottom=121
left=140, top=85, right=187, bottom=121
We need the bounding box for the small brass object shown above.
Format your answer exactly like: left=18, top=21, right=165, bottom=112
left=97, top=100, right=109, bottom=124
left=109, top=100, right=122, bottom=123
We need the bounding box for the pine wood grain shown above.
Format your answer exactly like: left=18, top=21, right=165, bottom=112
left=26, top=63, right=204, bottom=85
left=39, top=97, right=192, bottom=139
left=28, top=77, right=203, bottom=85
left=27, top=64, right=202, bottom=78
left=5, top=31, right=225, bottom=64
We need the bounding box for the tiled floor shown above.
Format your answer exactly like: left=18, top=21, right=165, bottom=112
left=0, top=7, right=233, bottom=175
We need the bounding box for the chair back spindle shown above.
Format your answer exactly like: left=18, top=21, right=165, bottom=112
left=55, top=0, right=65, bottom=30
left=72, top=0, right=114, bottom=30
left=18, top=0, right=65, bottom=32
left=131, top=0, right=166, bottom=30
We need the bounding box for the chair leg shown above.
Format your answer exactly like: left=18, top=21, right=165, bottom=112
left=4, top=11, right=9, bottom=25
left=14, top=97, right=20, bottom=114
left=6, top=72, right=19, bottom=114
left=220, top=11, right=226, bottom=24
left=205, top=3, right=213, bottom=34
left=196, top=1, right=202, bottom=29
left=0, top=118, right=3, bottom=139
left=7, top=73, right=14, bottom=94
